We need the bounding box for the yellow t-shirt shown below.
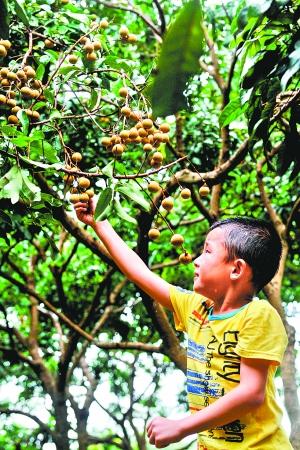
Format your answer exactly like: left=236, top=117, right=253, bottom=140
left=170, top=286, right=293, bottom=450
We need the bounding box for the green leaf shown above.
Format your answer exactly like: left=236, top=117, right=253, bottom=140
left=17, top=110, right=29, bottom=135
left=117, top=182, right=149, bottom=211
left=0, top=165, right=23, bottom=204
left=101, top=161, right=114, bottom=178
left=36, top=63, right=45, bottom=81
left=94, top=187, right=113, bottom=221
left=114, top=197, right=137, bottom=224
left=0, top=0, right=9, bottom=39
left=219, top=98, right=246, bottom=128
left=11, top=0, right=30, bottom=27
left=149, top=0, right=204, bottom=117
left=44, top=88, right=55, bottom=105
left=20, top=169, right=41, bottom=202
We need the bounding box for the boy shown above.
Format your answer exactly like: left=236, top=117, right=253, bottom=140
left=74, top=199, right=293, bottom=450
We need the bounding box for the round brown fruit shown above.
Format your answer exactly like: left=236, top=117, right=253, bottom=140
left=121, top=106, right=131, bottom=117
left=143, top=143, right=153, bottom=152
left=161, top=197, right=174, bottom=211
left=129, top=128, right=138, bottom=139
left=93, top=41, right=102, bottom=50
left=120, top=130, right=130, bottom=140
left=45, top=39, right=54, bottom=48
left=148, top=228, right=160, bottom=240
left=63, top=174, right=75, bottom=185
left=119, top=86, right=129, bottom=97
left=25, top=67, right=36, bottom=79
left=78, top=177, right=91, bottom=189
left=69, top=194, right=81, bottom=203
left=86, top=189, right=94, bottom=198
left=7, top=72, right=17, bottom=81
left=127, top=34, right=137, bottom=43
left=16, top=69, right=26, bottom=80
left=159, top=123, right=170, bottom=133
left=119, top=25, right=129, bottom=39
left=11, top=106, right=21, bottom=114
left=180, top=188, right=191, bottom=200
left=0, top=94, right=6, bottom=103
left=179, top=253, right=192, bottom=264
left=86, top=52, right=97, bottom=61
left=0, top=67, right=8, bottom=77
left=68, top=54, right=78, bottom=64
left=20, top=86, right=32, bottom=98
left=112, top=144, right=125, bottom=156
left=170, top=234, right=184, bottom=247
left=6, top=98, right=16, bottom=107
left=142, top=118, right=153, bottom=129
left=8, top=115, right=19, bottom=124
left=100, top=19, right=109, bottom=28
left=72, top=152, right=82, bottom=163
left=84, top=42, right=94, bottom=53
left=148, top=181, right=161, bottom=193
left=79, top=193, right=89, bottom=202
left=199, top=184, right=210, bottom=197
left=101, top=137, right=112, bottom=147
left=32, top=111, right=40, bottom=120
left=152, top=151, right=163, bottom=163
left=0, top=45, right=7, bottom=57
left=0, top=40, right=11, bottom=50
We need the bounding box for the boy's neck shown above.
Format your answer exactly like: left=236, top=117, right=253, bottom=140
left=212, top=291, right=254, bottom=314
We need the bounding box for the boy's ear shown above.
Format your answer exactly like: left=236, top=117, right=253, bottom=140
left=230, top=258, right=247, bottom=280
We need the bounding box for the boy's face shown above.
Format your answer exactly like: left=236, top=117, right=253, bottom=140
left=193, top=227, right=232, bottom=300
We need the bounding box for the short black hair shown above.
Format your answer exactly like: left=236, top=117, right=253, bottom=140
left=209, top=217, right=282, bottom=292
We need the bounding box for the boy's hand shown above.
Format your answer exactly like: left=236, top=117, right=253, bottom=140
left=147, top=417, right=185, bottom=448
left=74, top=197, right=96, bottom=228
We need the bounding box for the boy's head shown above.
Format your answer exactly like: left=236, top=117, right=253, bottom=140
left=209, top=217, right=282, bottom=292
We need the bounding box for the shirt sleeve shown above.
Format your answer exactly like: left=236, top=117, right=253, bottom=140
left=235, top=300, right=288, bottom=365
left=169, top=285, right=195, bottom=332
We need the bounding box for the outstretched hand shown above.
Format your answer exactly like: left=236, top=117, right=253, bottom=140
left=74, top=197, right=97, bottom=228
left=147, top=416, right=185, bottom=448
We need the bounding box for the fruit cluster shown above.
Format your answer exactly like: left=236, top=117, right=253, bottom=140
left=65, top=152, right=94, bottom=203
left=0, top=40, right=45, bottom=125
left=119, top=26, right=137, bottom=44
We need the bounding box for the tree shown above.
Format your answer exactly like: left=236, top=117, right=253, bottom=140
left=0, top=0, right=299, bottom=449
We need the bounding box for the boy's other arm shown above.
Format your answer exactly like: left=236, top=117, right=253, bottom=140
left=74, top=199, right=174, bottom=311
left=147, top=357, right=270, bottom=448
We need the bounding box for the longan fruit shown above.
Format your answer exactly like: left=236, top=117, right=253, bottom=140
left=148, top=228, right=160, bottom=240
left=78, top=177, right=91, bottom=189
left=119, top=25, right=129, bottom=39
left=150, top=158, right=161, bottom=168
left=86, top=189, right=94, bottom=198
left=100, top=18, right=109, bottom=28
left=148, top=181, right=161, bottom=193
left=0, top=40, right=11, bottom=50
left=159, top=123, right=170, bottom=133
left=120, top=106, right=131, bottom=117
left=69, top=194, right=81, bottom=203
left=84, top=42, right=94, bottom=53
left=20, top=86, right=32, bottom=98
left=25, top=67, right=36, bottom=79
left=11, top=106, right=21, bottom=114
left=152, top=151, right=163, bottom=163
left=170, top=234, right=184, bottom=247
left=45, top=39, right=55, bottom=48
left=127, top=34, right=137, bottom=44
left=1, top=78, right=10, bottom=87
left=120, top=130, right=130, bottom=140
left=142, top=118, right=153, bottom=129
left=143, top=143, right=153, bottom=152
left=68, top=54, right=78, bottom=64
left=86, top=52, right=97, bottom=61
left=112, top=144, right=125, bottom=155
left=161, top=197, right=174, bottom=211
left=64, top=174, right=75, bottom=185
left=138, top=128, right=147, bottom=138
left=7, top=72, right=17, bottom=81
left=101, top=137, right=112, bottom=147
left=119, top=86, right=129, bottom=97
left=25, top=109, right=34, bottom=117
left=16, top=69, right=26, bottom=80
left=179, top=253, right=192, bottom=264
left=0, top=94, right=6, bottom=103
left=0, top=67, right=8, bottom=77
left=180, top=188, right=191, bottom=200
left=199, top=184, right=210, bottom=197
left=93, top=41, right=102, bottom=51
left=32, top=110, right=40, bottom=120
left=160, top=133, right=169, bottom=143
left=79, top=193, right=89, bottom=202
left=8, top=115, right=19, bottom=124
left=129, top=128, right=138, bottom=139
left=0, top=45, right=7, bottom=57
left=72, top=152, right=82, bottom=163
left=6, top=98, right=16, bottom=107
left=7, top=91, right=16, bottom=98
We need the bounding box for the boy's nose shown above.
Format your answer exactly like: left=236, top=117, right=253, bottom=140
left=194, top=256, right=200, bottom=266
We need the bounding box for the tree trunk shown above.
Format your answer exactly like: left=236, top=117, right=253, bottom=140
left=53, top=392, right=70, bottom=450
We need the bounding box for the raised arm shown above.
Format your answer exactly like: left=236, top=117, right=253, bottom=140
left=74, top=199, right=174, bottom=311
